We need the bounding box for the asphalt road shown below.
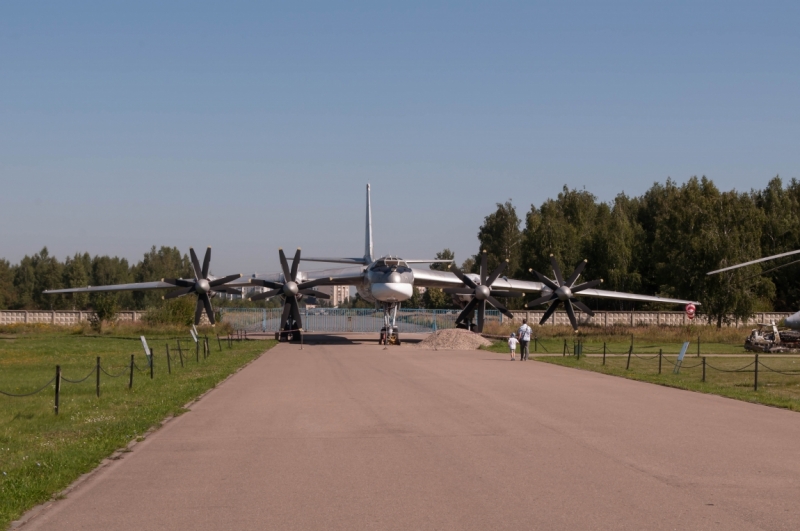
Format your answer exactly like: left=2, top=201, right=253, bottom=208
left=22, top=338, right=800, bottom=530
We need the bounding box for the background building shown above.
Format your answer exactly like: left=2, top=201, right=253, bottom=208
left=316, top=285, right=351, bottom=307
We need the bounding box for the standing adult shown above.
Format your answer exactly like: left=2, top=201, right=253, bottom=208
left=517, top=319, right=532, bottom=360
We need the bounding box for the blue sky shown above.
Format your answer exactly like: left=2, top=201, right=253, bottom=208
left=1, top=1, right=798, bottom=275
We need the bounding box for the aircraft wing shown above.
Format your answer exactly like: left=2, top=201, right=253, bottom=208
left=43, top=281, right=175, bottom=294
left=411, top=267, right=698, bottom=306
left=244, top=266, right=366, bottom=286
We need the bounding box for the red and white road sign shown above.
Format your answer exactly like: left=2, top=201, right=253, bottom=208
left=685, top=303, right=696, bottom=320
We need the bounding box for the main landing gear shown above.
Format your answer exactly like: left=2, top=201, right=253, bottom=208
left=379, top=303, right=401, bottom=345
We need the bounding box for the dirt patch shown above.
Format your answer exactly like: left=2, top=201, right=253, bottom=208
left=412, top=328, right=493, bottom=350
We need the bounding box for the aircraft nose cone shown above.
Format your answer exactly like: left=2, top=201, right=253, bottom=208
left=196, top=279, right=210, bottom=294
left=475, top=285, right=490, bottom=300
left=555, top=286, right=572, bottom=301
left=388, top=272, right=402, bottom=284
left=284, top=281, right=299, bottom=296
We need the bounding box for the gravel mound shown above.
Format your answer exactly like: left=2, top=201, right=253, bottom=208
left=413, top=328, right=493, bottom=350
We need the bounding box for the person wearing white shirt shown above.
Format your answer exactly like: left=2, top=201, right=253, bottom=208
left=508, top=333, right=518, bottom=361
left=517, top=319, right=532, bottom=361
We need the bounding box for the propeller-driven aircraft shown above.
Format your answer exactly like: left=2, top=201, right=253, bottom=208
left=44, top=184, right=698, bottom=343
left=708, top=250, right=800, bottom=329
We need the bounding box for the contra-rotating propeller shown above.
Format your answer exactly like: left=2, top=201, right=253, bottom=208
left=445, top=251, right=522, bottom=333
left=161, top=247, right=243, bottom=326
left=248, top=248, right=334, bottom=332
left=526, top=255, right=602, bottom=331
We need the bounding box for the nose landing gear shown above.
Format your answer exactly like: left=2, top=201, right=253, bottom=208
left=379, top=303, right=400, bottom=345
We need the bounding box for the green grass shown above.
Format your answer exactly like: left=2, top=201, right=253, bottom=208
left=484, top=340, right=800, bottom=411
left=0, top=326, right=275, bottom=529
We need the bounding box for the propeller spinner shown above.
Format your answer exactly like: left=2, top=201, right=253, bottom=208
left=526, top=255, right=602, bottom=331
left=161, top=247, right=242, bottom=326
left=248, top=248, right=334, bottom=333
left=445, top=250, right=522, bottom=333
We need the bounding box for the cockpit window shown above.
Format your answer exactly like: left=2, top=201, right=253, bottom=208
left=370, top=257, right=408, bottom=272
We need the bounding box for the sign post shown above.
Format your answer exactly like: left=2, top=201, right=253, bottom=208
left=140, top=336, right=152, bottom=366
left=673, top=341, right=690, bottom=374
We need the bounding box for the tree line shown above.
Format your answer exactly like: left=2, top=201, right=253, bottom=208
left=3, top=176, right=800, bottom=326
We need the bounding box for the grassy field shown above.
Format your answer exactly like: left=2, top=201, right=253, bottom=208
left=484, top=337, right=800, bottom=412
left=0, top=324, right=275, bottom=529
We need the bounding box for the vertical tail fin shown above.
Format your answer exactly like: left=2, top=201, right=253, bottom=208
left=365, top=184, right=374, bottom=264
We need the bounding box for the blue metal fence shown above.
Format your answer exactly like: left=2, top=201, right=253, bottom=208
left=219, top=308, right=503, bottom=333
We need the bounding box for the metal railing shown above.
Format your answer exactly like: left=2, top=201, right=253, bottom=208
left=219, top=308, right=504, bottom=333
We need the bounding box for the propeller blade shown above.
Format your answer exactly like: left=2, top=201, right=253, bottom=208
left=476, top=300, right=486, bottom=332
left=455, top=298, right=478, bottom=324
left=163, top=286, right=194, bottom=300
left=250, top=287, right=284, bottom=301
left=484, top=260, right=507, bottom=287
left=201, top=293, right=215, bottom=325
left=490, top=290, right=524, bottom=298
left=564, top=300, right=578, bottom=331
left=296, top=277, right=336, bottom=291
left=278, top=248, right=292, bottom=281
left=550, top=255, right=565, bottom=286
left=290, top=296, right=303, bottom=330
left=201, top=247, right=211, bottom=279
left=480, top=251, right=488, bottom=285
left=571, top=279, right=603, bottom=293
left=189, top=248, right=202, bottom=280
left=526, top=294, right=557, bottom=308
left=250, top=279, right=283, bottom=289
left=290, top=248, right=301, bottom=281
left=539, top=300, right=561, bottom=325
left=209, top=273, right=243, bottom=287
left=486, top=295, right=514, bottom=319
left=299, top=289, right=330, bottom=299
left=533, top=270, right=559, bottom=291
left=570, top=299, right=595, bottom=316
left=443, top=287, right=476, bottom=295
left=162, top=278, right=195, bottom=288
left=565, top=259, right=587, bottom=287
left=449, top=265, right=477, bottom=289
left=280, top=298, right=292, bottom=329
left=741, top=259, right=800, bottom=281
left=194, top=297, right=204, bottom=325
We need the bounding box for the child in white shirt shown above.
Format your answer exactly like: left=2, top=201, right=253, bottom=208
left=508, top=333, right=518, bottom=361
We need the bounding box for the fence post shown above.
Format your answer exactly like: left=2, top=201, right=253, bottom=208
left=150, top=348, right=154, bottom=379
left=166, top=344, right=171, bottom=375
left=96, top=356, right=101, bottom=397
left=54, top=365, right=61, bottom=415
left=602, top=345, right=606, bottom=366
left=754, top=354, right=759, bottom=391
left=697, top=335, right=701, bottom=357
left=196, top=339, right=200, bottom=362
left=702, top=357, right=706, bottom=382
left=178, top=342, right=184, bottom=367
left=217, top=334, right=222, bottom=351
left=534, top=337, right=537, bottom=352
left=626, top=346, right=632, bottom=370
left=129, top=354, right=134, bottom=389
left=658, top=349, right=662, bottom=375
left=205, top=337, right=210, bottom=357
left=563, top=339, right=566, bottom=357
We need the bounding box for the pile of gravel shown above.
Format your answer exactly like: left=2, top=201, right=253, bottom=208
left=413, top=328, right=493, bottom=350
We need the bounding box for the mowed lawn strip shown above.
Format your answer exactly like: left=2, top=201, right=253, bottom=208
left=0, top=330, right=275, bottom=529
left=484, top=340, right=800, bottom=411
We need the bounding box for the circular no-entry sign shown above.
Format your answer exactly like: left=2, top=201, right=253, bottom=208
left=685, top=304, right=696, bottom=320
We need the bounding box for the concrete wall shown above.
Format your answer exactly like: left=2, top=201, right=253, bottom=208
left=0, top=310, right=147, bottom=326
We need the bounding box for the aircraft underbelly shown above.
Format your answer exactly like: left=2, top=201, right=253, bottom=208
left=371, top=282, right=413, bottom=303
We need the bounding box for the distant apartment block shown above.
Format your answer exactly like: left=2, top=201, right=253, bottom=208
left=316, top=285, right=351, bottom=307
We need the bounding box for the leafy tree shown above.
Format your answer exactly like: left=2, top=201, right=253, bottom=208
left=0, top=259, right=15, bottom=309
left=476, top=200, right=522, bottom=276
left=422, top=288, right=450, bottom=309
left=62, top=253, right=91, bottom=310
left=13, top=255, right=36, bottom=309
left=404, top=287, right=423, bottom=308
left=132, top=246, right=193, bottom=309
left=90, top=255, right=132, bottom=322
